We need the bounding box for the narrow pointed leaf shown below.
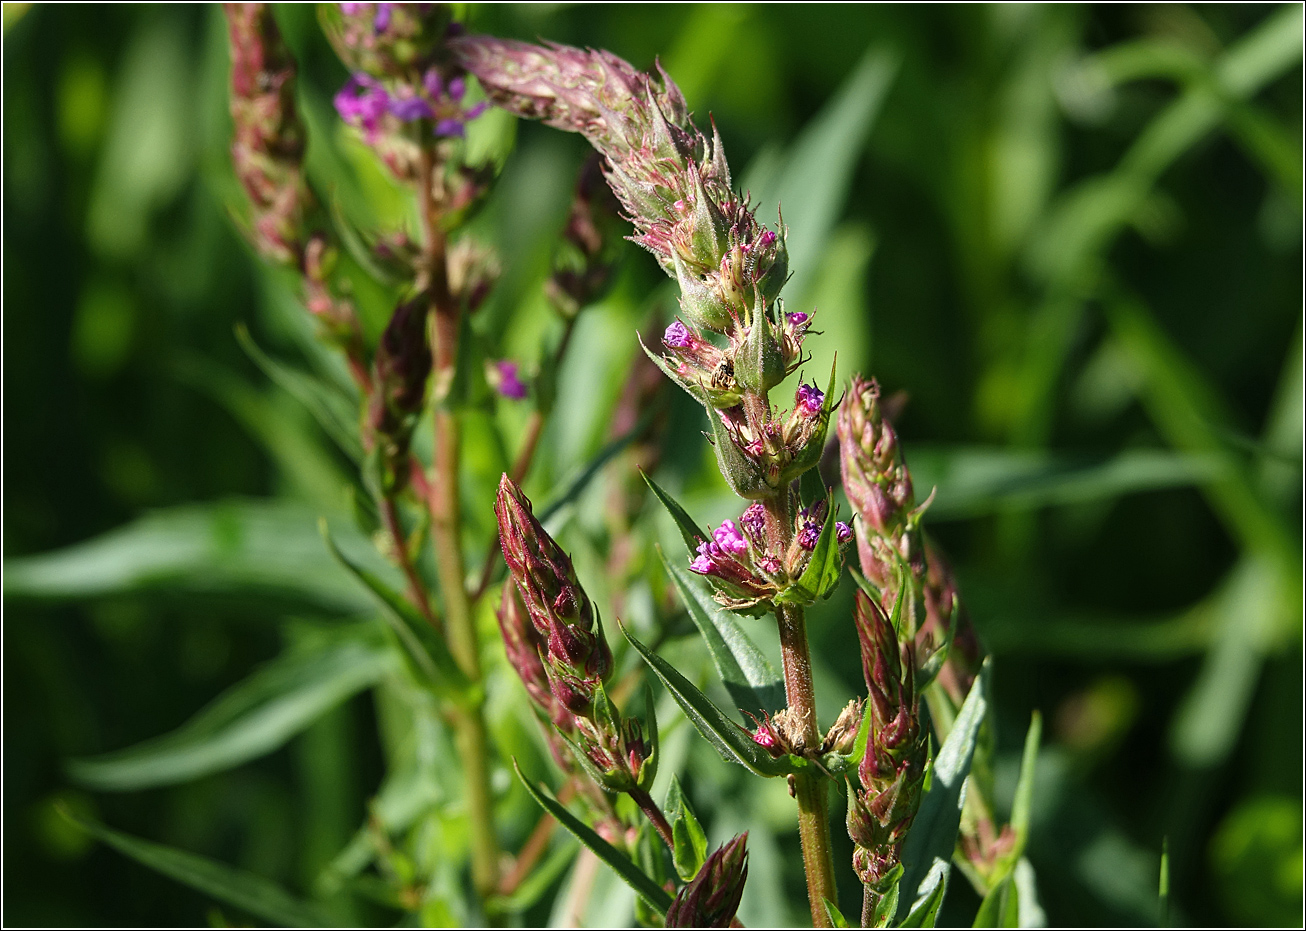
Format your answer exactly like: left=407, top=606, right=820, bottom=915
left=666, top=775, right=708, bottom=882
left=320, top=521, right=472, bottom=700
left=895, top=661, right=991, bottom=924
left=644, top=474, right=709, bottom=557
left=660, top=548, right=784, bottom=717
left=822, top=897, right=852, bottom=928
left=512, top=759, right=673, bottom=915
left=866, top=874, right=902, bottom=928
left=61, top=808, right=334, bottom=927
left=235, top=324, right=362, bottom=462
left=973, top=874, right=1021, bottom=928
left=619, top=622, right=794, bottom=777
left=68, top=632, right=393, bottom=790
left=1011, top=711, right=1043, bottom=847
left=2, top=499, right=375, bottom=611
left=899, top=859, right=949, bottom=928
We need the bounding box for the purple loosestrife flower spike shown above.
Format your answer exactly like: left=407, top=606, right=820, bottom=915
left=847, top=591, right=927, bottom=897
left=497, top=584, right=572, bottom=733
left=495, top=476, right=611, bottom=706
left=225, top=3, right=311, bottom=266
left=665, top=833, right=750, bottom=928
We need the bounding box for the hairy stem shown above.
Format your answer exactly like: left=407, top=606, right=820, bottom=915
left=628, top=786, right=676, bottom=854
left=419, top=149, right=501, bottom=902
left=777, top=600, right=838, bottom=927
left=380, top=496, right=441, bottom=634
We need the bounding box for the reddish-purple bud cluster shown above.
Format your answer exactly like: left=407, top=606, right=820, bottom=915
left=846, top=591, right=927, bottom=893
left=495, top=476, right=656, bottom=792
left=665, top=833, right=750, bottom=928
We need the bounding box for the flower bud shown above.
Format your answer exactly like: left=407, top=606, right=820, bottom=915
left=364, top=295, right=432, bottom=492
left=495, top=476, right=612, bottom=689
left=665, top=833, right=749, bottom=928
left=497, top=584, right=571, bottom=731
left=224, top=3, right=311, bottom=266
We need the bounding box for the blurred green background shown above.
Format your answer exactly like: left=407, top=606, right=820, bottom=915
left=3, top=3, right=1301, bottom=926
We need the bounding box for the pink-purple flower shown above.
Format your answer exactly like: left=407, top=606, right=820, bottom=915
left=795, top=383, right=824, bottom=417
left=493, top=359, right=528, bottom=399
left=664, top=320, right=692, bottom=348
left=334, top=73, right=390, bottom=142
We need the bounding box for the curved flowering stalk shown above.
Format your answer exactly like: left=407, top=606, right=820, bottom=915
left=846, top=591, right=928, bottom=924
left=224, top=3, right=367, bottom=384
left=495, top=476, right=673, bottom=849
left=837, top=375, right=1011, bottom=894
left=457, top=35, right=844, bottom=923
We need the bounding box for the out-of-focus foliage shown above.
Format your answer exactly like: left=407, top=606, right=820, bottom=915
left=3, top=3, right=1300, bottom=927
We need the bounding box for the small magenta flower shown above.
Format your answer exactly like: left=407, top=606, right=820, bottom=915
left=796, top=521, right=821, bottom=551
left=787, top=311, right=809, bottom=327
left=372, top=1, right=393, bottom=32
left=795, top=382, right=824, bottom=417
left=664, top=320, right=693, bottom=348
left=739, top=502, right=766, bottom=542
left=388, top=94, right=434, bottom=120
left=334, top=73, right=390, bottom=141
left=491, top=359, right=527, bottom=399
left=836, top=521, right=852, bottom=544
left=712, top=519, right=747, bottom=556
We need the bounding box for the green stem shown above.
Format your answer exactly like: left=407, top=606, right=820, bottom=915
left=777, top=601, right=838, bottom=927
left=628, top=786, right=676, bottom=854
left=419, top=148, right=501, bottom=904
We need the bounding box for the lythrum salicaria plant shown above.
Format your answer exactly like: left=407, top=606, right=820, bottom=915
left=48, top=4, right=1043, bottom=927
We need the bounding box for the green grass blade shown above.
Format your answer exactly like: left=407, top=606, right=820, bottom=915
left=320, top=520, right=472, bottom=700
left=61, top=807, right=335, bottom=927
left=895, top=661, right=991, bottom=924
left=745, top=46, right=898, bottom=303
left=3, top=498, right=379, bottom=612
left=660, top=549, right=784, bottom=718
left=512, top=759, right=673, bottom=915
left=620, top=621, right=793, bottom=777
left=68, top=632, right=394, bottom=791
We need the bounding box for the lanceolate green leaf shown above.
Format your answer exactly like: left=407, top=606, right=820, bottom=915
left=822, top=896, right=852, bottom=928
left=68, top=631, right=394, bottom=791
left=972, top=873, right=1020, bottom=928
left=895, top=661, right=991, bottom=924
left=320, top=520, right=472, bottom=701
left=512, top=760, right=673, bottom=915
left=666, top=775, right=708, bottom=882
left=235, top=323, right=363, bottom=463
left=619, top=622, right=794, bottom=777
left=660, top=549, right=784, bottom=718
left=2, top=499, right=378, bottom=611
left=898, top=860, right=949, bottom=928
left=61, top=807, right=335, bottom=927
left=644, top=473, right=709, bottom=557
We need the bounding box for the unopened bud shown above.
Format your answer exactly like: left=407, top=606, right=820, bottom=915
left=495, top=476, right=612, bottom=686
left=665, top=833, right=749, bottom=928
